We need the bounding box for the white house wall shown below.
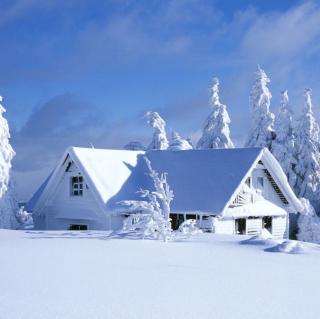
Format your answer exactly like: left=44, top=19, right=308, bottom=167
left=34, top=162, right=123, bottom=231
left=214, top=219, right=234, bottom=235
left=213, top=216, right=287, bottom=238
left=272, top=216, right=288, bottom=239
left=246, top=218, right=262, bottom=235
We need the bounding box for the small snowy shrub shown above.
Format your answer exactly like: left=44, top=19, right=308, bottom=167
left=169, top=131, right=192, bottom=151
left=178, top=219, right=202, bottom=237
left=16, top=206, right=33, bottom=228
left=124, top=141, right=145, bottom=151
left=297, top=198, right=320, bottom=244
left=120, top=157, right=173, bottom=242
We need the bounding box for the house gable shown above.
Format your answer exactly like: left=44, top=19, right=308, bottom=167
left=31, top=147, right=145, bottom=217
left=222, top=148, right=302, bottom=216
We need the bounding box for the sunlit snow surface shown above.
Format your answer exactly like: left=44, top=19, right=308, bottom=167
left=1, top=230, right=319, bottom=319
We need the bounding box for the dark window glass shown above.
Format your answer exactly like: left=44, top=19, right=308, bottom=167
left=71, top=176, right=84, bottom=196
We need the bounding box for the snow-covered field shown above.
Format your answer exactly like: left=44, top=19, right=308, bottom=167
left=1, top=230, right=319, bottom=319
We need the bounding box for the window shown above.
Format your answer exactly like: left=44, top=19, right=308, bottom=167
left=68, top=224, right=88, bottom=231
left=245, top=177, right=251, bottom=187
left=71, top=176, right=83, bottom=196
left=257, top=177, right=264, bottom=188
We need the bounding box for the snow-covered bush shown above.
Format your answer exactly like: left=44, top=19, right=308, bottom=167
left=297, top=198, right=320, bottom=244
left=169, top=131, right=193, bottom=151
left=0, top=97, right=18, bottom=229
left=294, top=89, right=320, bottom=211
left=124, top=141, right=146, bottom=151
left=145, top=111, right=169, bottom=150
left=16, top=206, right=33, bottom=228
left=197, top=77, right=234, bottom=149
left=120, top=157, right=173, bottom=241
left=272, top=90, right=297, bottom=188
left=246, top=66, right=275, bottom=149
left=178, top=219, right=202, bottom=237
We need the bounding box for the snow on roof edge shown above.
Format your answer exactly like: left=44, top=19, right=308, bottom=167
left=260, top=149, right=303, bottom=212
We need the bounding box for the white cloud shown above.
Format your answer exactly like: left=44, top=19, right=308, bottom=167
left=241, top=1, right=320, bottom=58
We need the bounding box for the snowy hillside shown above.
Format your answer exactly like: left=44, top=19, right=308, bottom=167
left=1, top=230, right=319, bottom=319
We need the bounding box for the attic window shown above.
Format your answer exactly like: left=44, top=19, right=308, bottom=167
left=71, top=176, right=83, bottom=196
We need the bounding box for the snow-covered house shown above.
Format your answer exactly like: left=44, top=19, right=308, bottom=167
left=28, top=147, right=302, bottom=238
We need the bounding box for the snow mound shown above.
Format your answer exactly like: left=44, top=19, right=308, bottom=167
left=259, top=228, right=273, bottom=239
left=240, top=229, right=277, bottom=246
left=265, top=240, right=306, bottom=254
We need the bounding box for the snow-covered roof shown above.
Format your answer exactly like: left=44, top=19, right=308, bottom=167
left=26, top=171, right=53, bottom=212
left=29, top=146, right=303, bottom=216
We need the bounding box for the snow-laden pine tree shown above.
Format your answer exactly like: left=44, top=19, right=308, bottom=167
left=295, top=89, right=320, bottom=211
left=145, top=111, right=169, bottom=150
left=197, top=77, right=234, bottom=149
left=246, top=66, right=275, bottom=149
left=169, top=131, right=193, bottom=151
left=271, top=90, right=297, bottom=188
left=297, top=198, right=320, bottom=244
left=120, top=157, right=173, bottom=241
left=0, top=96, right=18, bottom=229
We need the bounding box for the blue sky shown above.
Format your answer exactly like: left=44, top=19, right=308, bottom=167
left=1, top=0, right=320, bottom=188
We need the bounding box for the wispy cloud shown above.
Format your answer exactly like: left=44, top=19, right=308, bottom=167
left=0, top=0, right=55, bottom=25
left=241, top=2, right=320, bottom=58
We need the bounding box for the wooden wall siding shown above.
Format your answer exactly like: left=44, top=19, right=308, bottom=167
left=272, top=216, right=288, bottom=239
left=246, top=218, right=262, bottom=235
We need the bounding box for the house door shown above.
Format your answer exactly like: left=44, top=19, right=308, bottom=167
left=262, top=216, right=272, bottom=233
left=235, top=218, right=246, bottom=235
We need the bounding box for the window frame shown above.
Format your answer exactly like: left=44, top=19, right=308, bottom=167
left=71, top=175, right=84, bottom=196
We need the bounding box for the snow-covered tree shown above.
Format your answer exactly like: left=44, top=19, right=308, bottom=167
left=16, top=206, right=33, bottom=227
left=124, top=141, right=145, bottom=151
left=120, top=157, right=174, bottom=241
left=145, top=111, right=169, bottom=150
left=197, top=77, right=234, bottom=149
left=246, top=66, right=275, bottom=149
left=297, top=198, right=320, bottom=244
left=169, top=131, right=193, bottom=151
left=271, top=90, right=297, bottom=188
left=0, top=96, right=18, bottom=229
left=295, top=89, right=320, bottom=210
